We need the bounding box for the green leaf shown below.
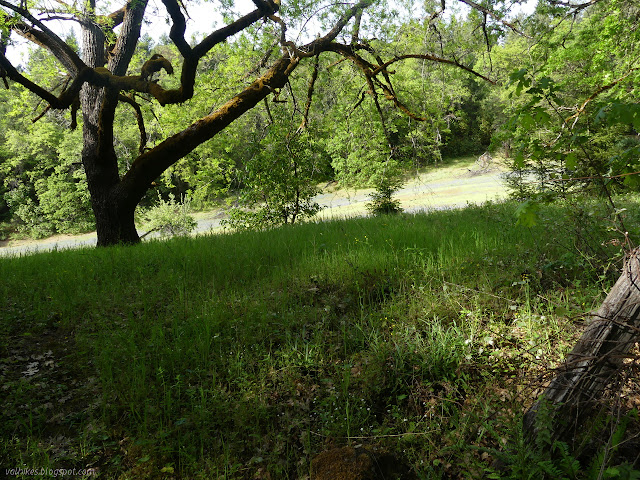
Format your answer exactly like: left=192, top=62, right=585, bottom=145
left=565, top=152, right=578, bottom=170
left=521, top=113, right=535, bottom=130
left=534, top=108, right=551, bottom=124
left=623, top=174, right=640, bottom=188
left=509, top=68, right=528, bottom=84
left=537, top=76, right=554, bottom=90
left=515, top=200, right=539, bottom=227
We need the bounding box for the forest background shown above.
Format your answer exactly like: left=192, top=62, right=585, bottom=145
left=4, top=0, right=637, bottom=238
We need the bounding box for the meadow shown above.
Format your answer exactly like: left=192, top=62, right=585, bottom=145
left=1, top=197, right=639, bottom=479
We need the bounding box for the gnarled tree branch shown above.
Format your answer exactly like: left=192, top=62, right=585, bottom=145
left=0, top=0, right=84, bottom=73
left=325, top=43, right=495, bottom=125
left=119, top=93, right=148, bottom=154
left=119, top=0, right=375, bottom=205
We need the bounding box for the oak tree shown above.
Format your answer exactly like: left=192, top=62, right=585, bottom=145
left=0, top=0, right=505, bottom=245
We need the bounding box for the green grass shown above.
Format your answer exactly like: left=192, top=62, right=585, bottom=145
left=1, top=197, right=639, bottom=479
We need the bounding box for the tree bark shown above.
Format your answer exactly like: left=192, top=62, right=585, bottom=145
left=523, top=248, right=640, bottom=444
left=78, top=1, right=139, bottom=246
left=80, top=86, right=141, bottom=246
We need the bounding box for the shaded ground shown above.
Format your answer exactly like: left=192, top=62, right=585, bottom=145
left=0, top=160, right=507, bottom=257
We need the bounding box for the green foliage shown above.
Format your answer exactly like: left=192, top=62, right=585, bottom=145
left=1, top=0, right=637, bottom=253
left=224, top=127, right=323, bottom=230
left=366, top=176, right=404, bottom=215
left=500, top=0, right=640, bottom=201
left=484, top=402, right=640, bottom=480
left=140, top=192, right=197, bottom=238
left=1, top=108, right=93, bottom=238
left=0, top=4, right=502, bottom=239
left=514, top=198, right=540, bottom=227
left=3, top=0, right=640, bottom=476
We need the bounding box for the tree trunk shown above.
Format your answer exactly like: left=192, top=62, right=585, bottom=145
left=88, top=181, right=140, bottom=246
left=523, top=248, right=640, bottom=444
left=79, top=9, right=141, bottom=247
left=80, top=84, right=140, bottom=246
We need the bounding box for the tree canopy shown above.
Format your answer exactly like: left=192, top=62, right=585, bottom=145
left=0, top=0, right=528, bottom=244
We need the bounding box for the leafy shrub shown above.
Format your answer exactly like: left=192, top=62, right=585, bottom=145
left=223, top=130, right=323, bottom=230
left=140, top=192, right=197, bottom=238
left=366, top=177, right=404, bottom=215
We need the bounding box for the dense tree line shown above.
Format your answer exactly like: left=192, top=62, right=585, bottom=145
left=0, top=0, right=638, bottom=239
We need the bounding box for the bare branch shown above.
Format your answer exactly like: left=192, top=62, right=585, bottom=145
left=110, top=0, right=377, bottom=204
left=350, top=90, right=368, bottom=115
left=251, top=0, right=280, bottom=14
left=154, top=0, right=279, bottom=105
left=268, top=0, right=378, bottom=63
left=242, top=40, right=278, bottom=80
left=298, top=54, right=320, bottom=132
left=31, top=104, right=52, bottom=123
left=119, top=94, right=148, bottom=154
left=371, top=53, right=496, bottom=84
left=268, top=13, right=318, bottom=59
left=69, top=94, right=79, bottom=129
left=0, top=51, right=171, bottom=118
left=317, top=0, right=375, bottom=46
left=0, top=26, right=9, bottom=88
left=456, top=0, right=530, bottom=38
left=547, top=0, right=603, bottom=10
left=0, top=51, right=85, bottom=105
left=160, top=0, right=191, bottom=56
left=101, top=5, right=127, bottom=28
left=31, top=76, right=72, bottom=123
left=351, top=9, right=363, bottom=44
left=120, top=54, right=298, bottom=203
left=264, top=97, right=274, bottom=124
left=325, top=44, right=495, bottom=125
left=370, top=82, right=395, bottom=151
left=428, top=0, right=446, bottom=23
left=0, top=0, right=84, bottom=74
left=564, top=68, right=639, bottom=128
left=193, top=4, right=279, bottom=58
left=108, top=0, right=149, bottom=75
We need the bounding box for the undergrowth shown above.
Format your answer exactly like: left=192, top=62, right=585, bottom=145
left=1, top=197, right=639, bottom=479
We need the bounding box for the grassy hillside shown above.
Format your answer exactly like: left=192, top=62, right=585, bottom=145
left=1, top=198, right=639, bottom=479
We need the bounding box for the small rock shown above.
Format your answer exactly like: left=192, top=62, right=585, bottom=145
left=310, top=446, right=413, bottom=480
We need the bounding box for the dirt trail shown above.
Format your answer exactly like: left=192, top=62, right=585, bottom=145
left=0, top=163, right=508, bottom=257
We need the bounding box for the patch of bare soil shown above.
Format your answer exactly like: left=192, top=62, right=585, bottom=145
left=0, top=232, right=92, bottom=249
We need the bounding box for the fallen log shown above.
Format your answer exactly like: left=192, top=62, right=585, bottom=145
left=523, top=248, right=640, bottom=443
